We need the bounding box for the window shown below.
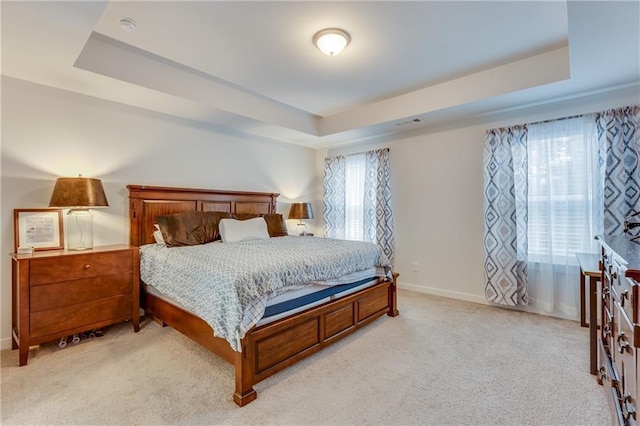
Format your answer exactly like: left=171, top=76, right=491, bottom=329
left=344, top=154, right=365, bottom=241
left=526, top=117, right=601, bottom=262
left=323, top=148, right=394, bottom=263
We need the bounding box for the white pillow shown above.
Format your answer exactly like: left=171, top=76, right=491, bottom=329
left=219, top=217, right=270, bottom=243
left=153, top=224, right=166, bottom=245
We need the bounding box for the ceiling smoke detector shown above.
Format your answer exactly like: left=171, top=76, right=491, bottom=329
left=118, top=18, right=137, bottom=32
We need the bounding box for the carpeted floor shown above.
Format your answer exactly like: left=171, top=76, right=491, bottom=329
left=1, top=290, right=609, bottom=425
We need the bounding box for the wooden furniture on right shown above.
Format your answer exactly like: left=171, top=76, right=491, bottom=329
left=577, top=252, right=601, bottom=328
left=128, top=184, right=399, bottom=406
left=12, top=244, right=140, bottom=366
left=596, top=236, right=640, bottom=425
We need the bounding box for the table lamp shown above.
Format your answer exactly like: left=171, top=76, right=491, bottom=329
left=288, top=202, right=314, bottom=236
left=49, top=175, right=109, bottom=250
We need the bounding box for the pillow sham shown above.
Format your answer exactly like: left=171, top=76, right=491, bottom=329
left=156, top=211, right=232, bottom=247
left=219, top=217, right=270, bottom=243
left=233, top=213, right=288, bottom=237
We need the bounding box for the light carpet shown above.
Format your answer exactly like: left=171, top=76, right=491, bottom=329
left=1, top=290, right=609, bottom=425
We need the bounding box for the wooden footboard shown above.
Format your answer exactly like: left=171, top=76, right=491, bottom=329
left=144, top=273, right=399, bottom=406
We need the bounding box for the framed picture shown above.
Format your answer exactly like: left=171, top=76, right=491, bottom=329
left=14, top=209, right=64, bottom=252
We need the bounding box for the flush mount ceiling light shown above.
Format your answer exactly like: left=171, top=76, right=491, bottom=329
left=313, top=28, right=351, bottom=56
left=118, top=18, right=137, bottom=32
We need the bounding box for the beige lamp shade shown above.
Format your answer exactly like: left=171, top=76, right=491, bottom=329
left=49, top=177, right=109, bottom=208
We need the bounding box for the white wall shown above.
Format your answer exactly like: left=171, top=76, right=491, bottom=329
left=2, top=76, right=637, bottom=351
left=0, top=77, right=318, bottom=349
left=320, top=86, right=639, bottom=317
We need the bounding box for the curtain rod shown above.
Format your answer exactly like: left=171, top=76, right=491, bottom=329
left=503, top=104, right=639, bottom=128
left=326, top=147, right=390, bottom=160
left=527, top=113, right=584, bottom=126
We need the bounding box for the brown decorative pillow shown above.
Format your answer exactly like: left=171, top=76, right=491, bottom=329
left=156, top=211, right=232, bottom=247
left=233, top=213, right=288, bottom=237
left=263, top=214, right=288, bottom=237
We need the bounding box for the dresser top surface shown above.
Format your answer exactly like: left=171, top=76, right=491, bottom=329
left=10, top=244, right=135, bottom=260
left=597, top=235, right=640, bottom=276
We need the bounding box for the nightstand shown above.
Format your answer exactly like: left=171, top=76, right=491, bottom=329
left=11, top=244, right=140, bottom=365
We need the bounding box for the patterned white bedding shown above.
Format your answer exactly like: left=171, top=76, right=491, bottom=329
left=140, top=236, right=392, bottom=351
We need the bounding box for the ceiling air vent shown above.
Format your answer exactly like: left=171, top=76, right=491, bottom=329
left=394, top=118, right=423, bottom=127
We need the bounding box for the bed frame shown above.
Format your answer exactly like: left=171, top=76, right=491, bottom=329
left=127, top=184, right=399, bottom=406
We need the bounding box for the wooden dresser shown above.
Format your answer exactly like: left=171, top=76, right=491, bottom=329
left=11, top=244, right=140, bottom=365
left=597, top=236, right=640, bottom=425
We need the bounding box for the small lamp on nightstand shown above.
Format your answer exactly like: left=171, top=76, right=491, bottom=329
left=288, top=202, right=314, bottom=236
left=49, top=175, right=109, bottom=250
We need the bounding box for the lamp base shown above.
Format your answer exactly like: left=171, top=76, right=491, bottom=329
left=67, top=209, right=93, bottom=251
left=296, top=222, right=308, bottom=236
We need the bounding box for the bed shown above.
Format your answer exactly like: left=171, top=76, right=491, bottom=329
left=127, top=184, right=399, bottom=406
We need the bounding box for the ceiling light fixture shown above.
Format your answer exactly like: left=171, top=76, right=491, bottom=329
left=313, top=28, right=350, bottom=56
left=118, top=18, right=137, bottom=32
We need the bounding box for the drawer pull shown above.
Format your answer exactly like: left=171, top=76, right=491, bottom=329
left=603, top=322, right=612, bottom=338
left=612, top=271, right=618, bottom=280
left=597, top=365, right=608, bottom=382
left=84, top=264, right=91, bottom=269
left=621, top=290, right=629, bottom=307
left=622, top=393, right=636, bottom=421
left=617, top=333, right=631, bottom=354
left=603, top=287, right=610, bottom=299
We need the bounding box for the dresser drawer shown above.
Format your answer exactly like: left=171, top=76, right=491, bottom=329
left=615, top=303, right=635, bottom=356
left=612, top=274, right=637, bottom=324
left=30, top=251, right=133, bottom=285
left=30, top=294, right=133, bottom=338
left=30, top=273, right=133, bottom=312
left=614, top=304, right=638, bottom=413
left=599, top=337, right=619, bottom=386
left=603, top=306, right=615, bottom=353
left=608, top=386, right=626, bottom=426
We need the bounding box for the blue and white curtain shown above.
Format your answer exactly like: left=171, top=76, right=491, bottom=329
left=482, top=126, right=529, bottom=306
left=483, top=104, right=639, bottom=312
left=323, top=148, right=395, bottom=264
left=323, top=155, right=347, bottom=239
left=598, top=105, right=640, bottom=235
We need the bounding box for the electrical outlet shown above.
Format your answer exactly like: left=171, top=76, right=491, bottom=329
left=412, top=262, right=419, bottom=272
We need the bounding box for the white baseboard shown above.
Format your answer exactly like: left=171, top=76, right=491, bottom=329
left=397, top=281, right=579, bottom=322
left=398, top=281, right=490, bottom=306
left=1, top=336, right=13, bottom=350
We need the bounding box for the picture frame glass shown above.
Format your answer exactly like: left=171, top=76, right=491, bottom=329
left=14, top=209, right=64, bottom=251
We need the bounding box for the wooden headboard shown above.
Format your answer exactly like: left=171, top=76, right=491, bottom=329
left=127, top=185, right=279, bottom=246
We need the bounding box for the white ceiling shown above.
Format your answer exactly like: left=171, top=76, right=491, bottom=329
left=2, top=1, right=639, bottom=148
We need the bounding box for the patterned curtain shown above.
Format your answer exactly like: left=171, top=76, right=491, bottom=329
left=323, top=148, right=395, bottom=263
left=598, top=105, right=640, bottom=235
left=482, top=126, right=529, bottom=306
left=323, top=155, right=346, bottom=240
left=364, top=148, right=394, bottom=263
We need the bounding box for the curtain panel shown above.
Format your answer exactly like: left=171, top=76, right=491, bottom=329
left=364, top=149, right=395, bottom=263
left=323, top=148, right=395, bottom=264
left=598, top=105, right=640, bottom=235
left=323, top=155, right=347, bottom=240
left=482, top=126, right=529, bottom=306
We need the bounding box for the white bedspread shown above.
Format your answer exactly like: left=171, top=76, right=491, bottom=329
left=140, top=236, right=391, bottom=351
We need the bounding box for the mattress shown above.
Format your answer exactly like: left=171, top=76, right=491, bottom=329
left=139, top=237, right=391, bottom=350
left=145, top=275, right=380, bottom=328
